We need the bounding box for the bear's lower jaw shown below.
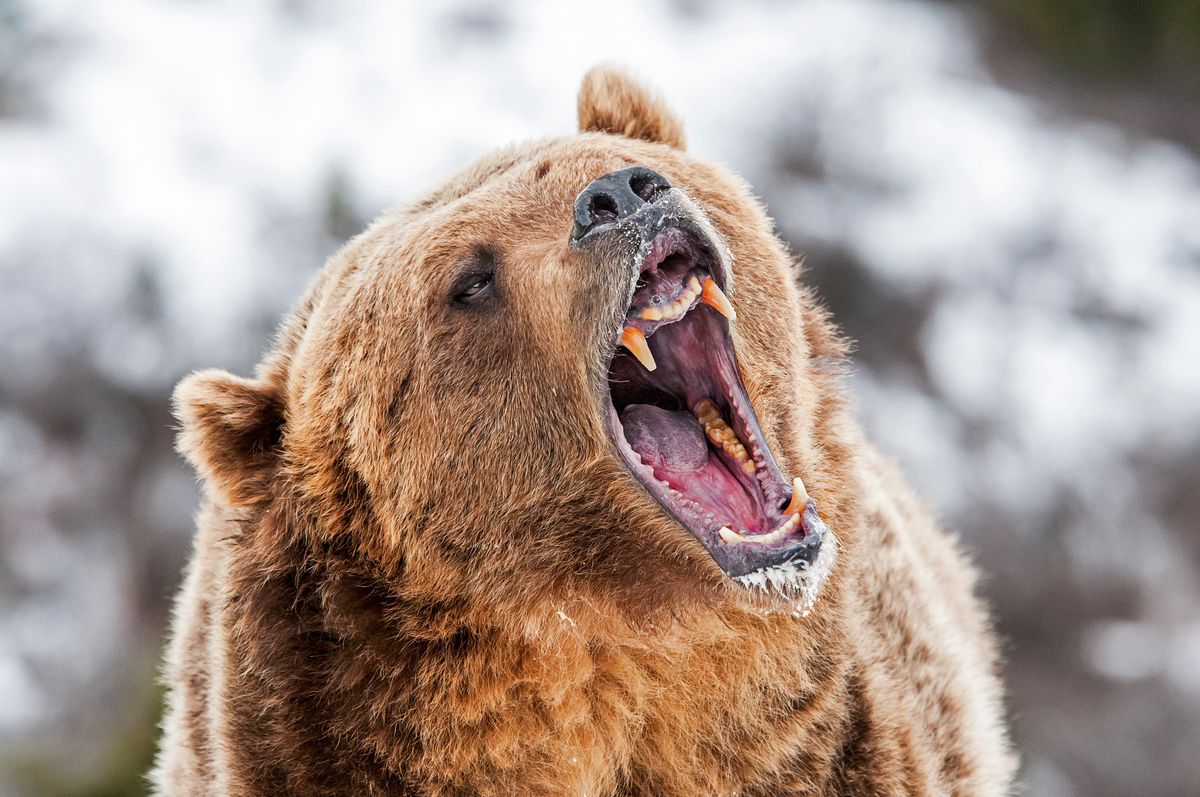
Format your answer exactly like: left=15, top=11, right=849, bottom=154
left=604, top=223, right=830, bottom=596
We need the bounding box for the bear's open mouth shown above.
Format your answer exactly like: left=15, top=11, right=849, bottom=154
left=604, top=224, right=828, bottom=589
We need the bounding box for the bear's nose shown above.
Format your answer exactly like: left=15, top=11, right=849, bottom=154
left=570, top=166, right=672, bottom=243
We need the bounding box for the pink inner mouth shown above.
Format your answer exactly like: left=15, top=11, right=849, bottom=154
left=604, top=226, right=822, bottom=579
left=621, top=403, right=767, bottom=530
left=610, top=301, right=786, bottom=536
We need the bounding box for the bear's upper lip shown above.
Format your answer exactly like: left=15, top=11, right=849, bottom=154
left=599, top=216, right=830, bottom=590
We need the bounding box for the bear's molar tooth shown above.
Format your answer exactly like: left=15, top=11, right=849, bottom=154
left=694, top=399, right=756, bottom=467
left=701, top=277, right=736, bottom=320
left=694, top=398, right=721, bottom=425
left=620, top=326, right=656, bottom=371
left=640, top=307, right=663, bottom=321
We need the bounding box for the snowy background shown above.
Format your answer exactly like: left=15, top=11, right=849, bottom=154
left=2, top=0, right=1198, bottom=794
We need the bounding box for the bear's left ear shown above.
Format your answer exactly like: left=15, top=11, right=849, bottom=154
left=578, top=64, right=686, bottom=150
left=173, top=368, right=285, bottom=508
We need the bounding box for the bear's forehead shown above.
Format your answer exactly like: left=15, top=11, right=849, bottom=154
left=279, top=140, right=672, bottom=379
left=324, top=135, right=754, bottom=322
left=410, top=135, right=695, bottom=215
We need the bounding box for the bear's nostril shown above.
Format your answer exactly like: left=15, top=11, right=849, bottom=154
left=630, top=174, right=663, bottom=203
left=590, top=193, right=619, bottom=226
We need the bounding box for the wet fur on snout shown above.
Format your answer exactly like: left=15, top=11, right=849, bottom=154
left=152, top=65, right=1015, bottom=796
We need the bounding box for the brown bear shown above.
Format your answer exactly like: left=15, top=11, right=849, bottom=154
left=152, top=66, right=1015, bottom=796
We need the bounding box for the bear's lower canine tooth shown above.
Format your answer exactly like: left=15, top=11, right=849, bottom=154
left=783, top=477, right=809, bottom=516
left=718, top=527, right=743, bottom=544
left=701, top=278, right=736, bottom=320
left=620, top=326, right=656, bottom=371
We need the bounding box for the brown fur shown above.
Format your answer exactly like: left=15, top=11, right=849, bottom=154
left=153, top=65, right=1015, bottom=795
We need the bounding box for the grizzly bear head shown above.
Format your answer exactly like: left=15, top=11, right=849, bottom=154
left=173, top=66, right=856, bottom=630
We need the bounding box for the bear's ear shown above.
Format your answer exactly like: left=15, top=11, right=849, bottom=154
left=578, top=64, right=686, bottom=150
left=173, top=368, right=284, bottom=508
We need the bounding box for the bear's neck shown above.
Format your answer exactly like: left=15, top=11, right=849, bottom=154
left=215, top=519, right=864, bottom=795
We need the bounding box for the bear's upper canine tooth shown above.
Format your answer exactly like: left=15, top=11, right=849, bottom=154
left=701, top=277, right=736, bottom=320
left=783, top=476, right=809, bottom=516
left=620, top=326, right=656, bottom=371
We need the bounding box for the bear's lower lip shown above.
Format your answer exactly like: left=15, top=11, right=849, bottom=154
left=603, top=224, right=828, bottom=588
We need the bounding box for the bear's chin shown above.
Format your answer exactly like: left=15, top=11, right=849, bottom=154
left=600, top=221, right=835, bottom=604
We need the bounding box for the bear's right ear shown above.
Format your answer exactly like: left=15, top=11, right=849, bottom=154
left=173, top=368, right=284, bottom=508
left=578, top=64, right=686, bottom=150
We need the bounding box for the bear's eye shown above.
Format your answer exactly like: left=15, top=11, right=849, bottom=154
left=451, top=248, right=499, bottom=306
left=458, top=275, right=492, bottom=300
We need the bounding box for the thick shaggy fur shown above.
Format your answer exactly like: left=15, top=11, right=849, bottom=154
left=153, top=67, right=1015, bottom=795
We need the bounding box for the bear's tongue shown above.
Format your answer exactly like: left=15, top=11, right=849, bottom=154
left=620, top=403, right=760, bottom=528
left=621, top=405, right=708, bottom=471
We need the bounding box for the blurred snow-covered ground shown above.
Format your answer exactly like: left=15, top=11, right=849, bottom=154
left=1, top=1, right=1198, bottom=794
